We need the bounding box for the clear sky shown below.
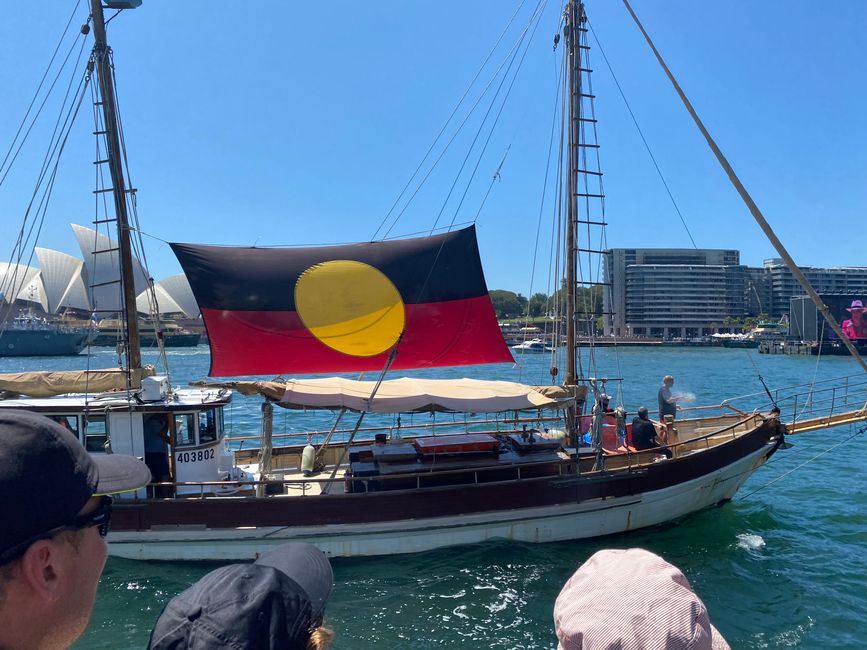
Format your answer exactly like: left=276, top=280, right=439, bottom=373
left=1, top=1, right=865, bottom=298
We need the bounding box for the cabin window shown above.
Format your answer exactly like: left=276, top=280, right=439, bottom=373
left=198, top=410, right=219, bottom=444
left=49, top=415, right=79, bottom=438
left=174, top=413, right=196, bottom=447
left=83, top=415, right=108, bottom=453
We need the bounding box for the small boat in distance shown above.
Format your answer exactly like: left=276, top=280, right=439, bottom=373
left=511, top=338, right=554, bottom=352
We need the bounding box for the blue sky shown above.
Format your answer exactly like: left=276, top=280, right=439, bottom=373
left=1, top=1, right=865, bottom=298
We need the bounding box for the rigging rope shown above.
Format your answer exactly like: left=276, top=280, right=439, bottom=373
left=378, top=1, right=542, bottom=239
left=1, top=38, right=91, bottom=337
left=742, top=349, right=777, bottom=409
left=430, top=0, right=548, bottom=235
left=371, top=0, right=530, bottom=239
left=0, top=1, right=85, bottom=189
left=586, top=17, right=697, bottom=249
left=737, top=425, right=865, bottom=501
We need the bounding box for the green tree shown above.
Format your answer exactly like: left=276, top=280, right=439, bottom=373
left=489, top=290, right=524, bottom=319
left=528, top=292, right=549, bottom=317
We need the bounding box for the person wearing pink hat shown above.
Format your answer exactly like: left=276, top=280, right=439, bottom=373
left=553, top=548, right=730, bottom=650
left=841, top=299, right=867, bottom=340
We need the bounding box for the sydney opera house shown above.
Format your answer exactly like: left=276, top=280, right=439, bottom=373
left=1, top=224, right=200, bottom=329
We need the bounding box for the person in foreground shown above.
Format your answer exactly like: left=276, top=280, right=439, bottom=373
left=149, top=542, right=335, bottom=650
left=0, top=410, right=152, bottom=650
left=554, top=547, right=730, bottom=650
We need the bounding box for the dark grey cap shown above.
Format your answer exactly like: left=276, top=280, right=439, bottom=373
left=0, top=410, right=151, bottom=558
left=149, top=543, right=334, bottom=650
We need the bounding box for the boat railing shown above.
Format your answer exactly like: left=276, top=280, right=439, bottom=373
left=679, top=373, right=867, bottom=428
left=610, top=414, right=761, bottom=470
left=149, top=416, right=770, bottom=499
left=227, top=415, right=565, bottom=446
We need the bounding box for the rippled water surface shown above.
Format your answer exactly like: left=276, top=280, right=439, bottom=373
left=3, top=346, right=864, bottom=648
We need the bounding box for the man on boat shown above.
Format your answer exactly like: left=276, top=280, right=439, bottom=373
left=658, top=375, right=682, bottom=420
left=0, top=410, right=150, bottom=650
left=143, top=414, right=171, bottom=498
left=631, top=406, right=672, bottom=458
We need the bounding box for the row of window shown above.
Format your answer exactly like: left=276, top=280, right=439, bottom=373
left=48, top=409, right=223, bottom=453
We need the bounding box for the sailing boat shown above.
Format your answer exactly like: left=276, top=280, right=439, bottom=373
left=1, top=0, right=865, bottom=562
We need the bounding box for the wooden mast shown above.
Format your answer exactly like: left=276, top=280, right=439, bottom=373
left=564, top=2, right=583, bottom=435
left=89, top=0, right=142, bottom=383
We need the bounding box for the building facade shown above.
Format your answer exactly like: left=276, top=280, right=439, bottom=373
left=604, top=248, right=745, bottom=338
left=604, top=249, right=867, bottom=338
left=764, top=259, right=867, bottom=318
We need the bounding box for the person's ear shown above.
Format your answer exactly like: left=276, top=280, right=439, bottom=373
left=18, top=539, right=66, bottom=603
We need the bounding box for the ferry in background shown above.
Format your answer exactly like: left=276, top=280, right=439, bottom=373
left=91, top=319, right=201, bottom=348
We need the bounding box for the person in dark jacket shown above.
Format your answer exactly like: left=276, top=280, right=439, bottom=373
left=631, top=406, right=672, bottom=458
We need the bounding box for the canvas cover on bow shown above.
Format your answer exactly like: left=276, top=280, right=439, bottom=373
left=0, top=366, right=155, bottom=398
left=172, top=226, right=513, bottom=376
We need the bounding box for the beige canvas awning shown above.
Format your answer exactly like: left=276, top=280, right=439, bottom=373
left=279, top=377, right=570, bottom=412
left=191, top=377, right=578, bottom=412
left=0, top=366, right=154, bottom=398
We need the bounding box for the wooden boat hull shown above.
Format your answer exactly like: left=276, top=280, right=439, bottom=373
left=107, top=420, right=780, bottom=560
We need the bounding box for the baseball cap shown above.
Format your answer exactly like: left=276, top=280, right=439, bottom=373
left=148, top=542, right=334, bottom=650
left=0, top=410, right=151, bottom=561
left=554, top=548, right=730, bottom=650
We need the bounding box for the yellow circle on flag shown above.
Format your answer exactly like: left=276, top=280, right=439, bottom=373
left=295, top=260, right=405, bottom=356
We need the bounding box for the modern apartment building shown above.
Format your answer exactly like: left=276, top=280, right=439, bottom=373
left=603, top=248, right=745, bottom=338
left=603, top=249, right=867, bottom=338
left=763, top=259, right=867, bottom=317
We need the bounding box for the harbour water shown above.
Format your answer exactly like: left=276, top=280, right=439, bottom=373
left=2, top=346, right=863, bottom=649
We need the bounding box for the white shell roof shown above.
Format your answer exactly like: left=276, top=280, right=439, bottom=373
left=34, top=247, right=90, bottom=312
left=136, top=274, right=200, bottom=317
left=0, top=262, right=41, bottom=306
left=72, top=223, right=148, bottom=313
left=137, top=283, right=183, bottom=315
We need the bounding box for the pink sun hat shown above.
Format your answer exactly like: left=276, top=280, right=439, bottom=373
left=553, top=548, right=730, bottom=650
left=846, top=299, right=865, bottom=311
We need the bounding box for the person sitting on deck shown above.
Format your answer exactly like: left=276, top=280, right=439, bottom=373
left=631, top=406, right=673, bottom=459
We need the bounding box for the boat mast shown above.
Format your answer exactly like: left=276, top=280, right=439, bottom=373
left=563, top=1, right=585, bottom=435
left=89, top=0, right=142, bottom=381
left=564, top=1, right=582, bottom=389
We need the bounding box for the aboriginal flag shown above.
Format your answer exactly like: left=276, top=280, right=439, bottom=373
left=171, top=226, right=513, bottom=377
